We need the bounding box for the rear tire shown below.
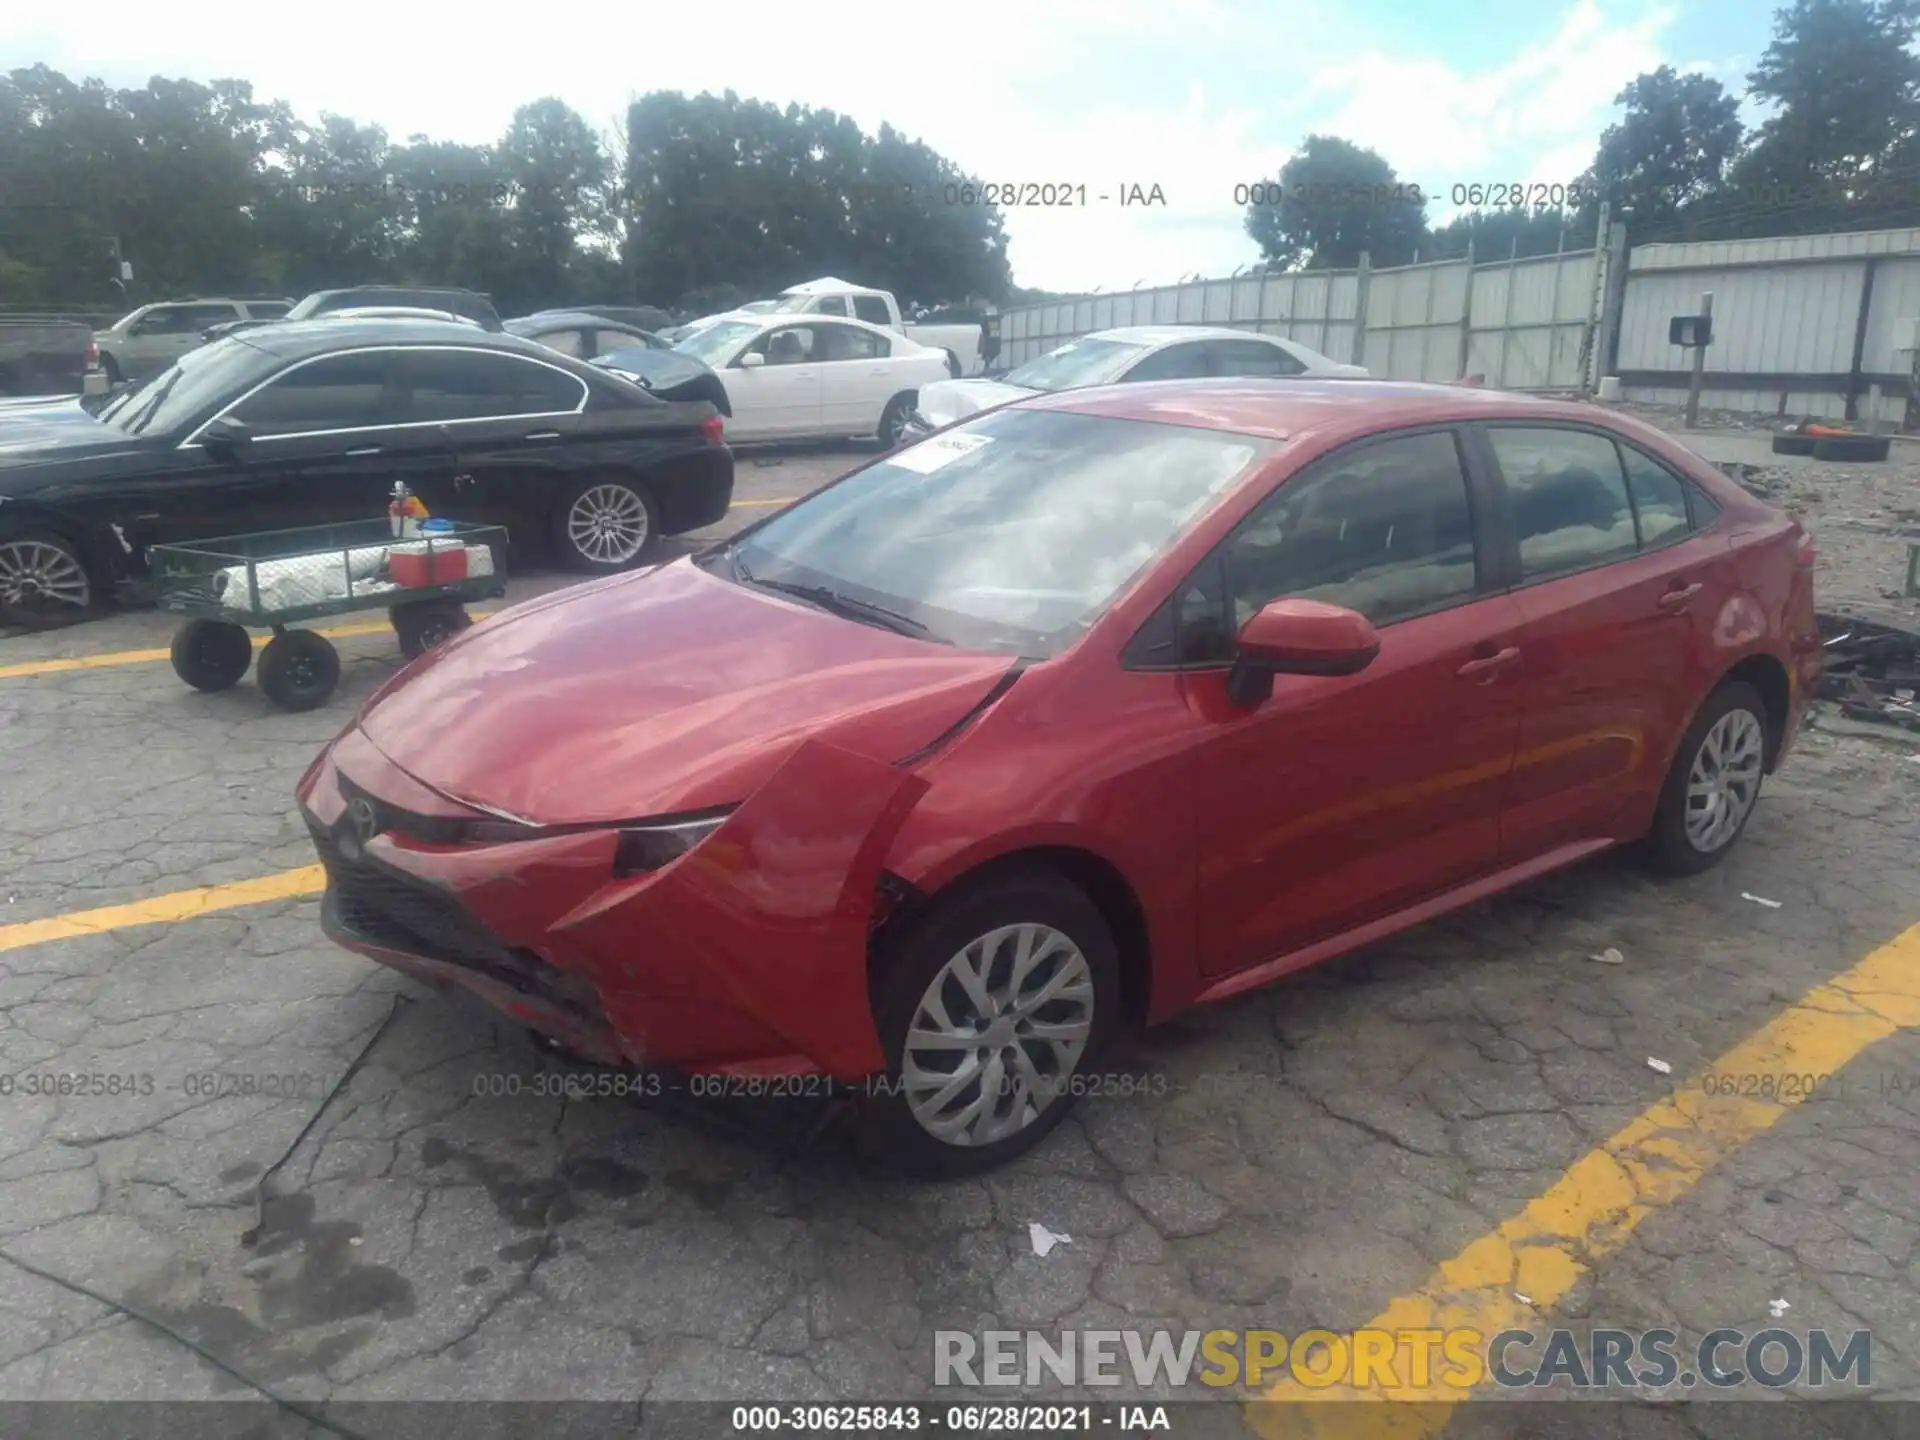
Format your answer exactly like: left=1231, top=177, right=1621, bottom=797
left=860, top=872, right=1120, bottom=1178
left=1640, top=680, right=1769, bottom=876
left=551, top=475, right=661, bottom=573
left=1770, top=433, right=1815, bottom=456
left=257, top=631, right=340, bottom=712
left=170, top=620, right=253, bottom=692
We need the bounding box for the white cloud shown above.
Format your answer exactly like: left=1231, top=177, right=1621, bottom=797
left=0, top=1, right=1680, bottom=294
left=1306, top=2, right=1671, bottom=182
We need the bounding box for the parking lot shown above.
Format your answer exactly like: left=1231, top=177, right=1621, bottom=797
left=2, top=425, right=1919, bottom=1432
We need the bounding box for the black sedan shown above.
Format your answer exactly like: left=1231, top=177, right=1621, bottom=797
left=0, top=320, right=733, bottom=629
left=504, top=312, right=672, bottom=361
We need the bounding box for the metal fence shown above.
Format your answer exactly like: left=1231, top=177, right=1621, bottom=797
left=999, top=238, right=1606, bottom=391
left=1612, top=227, right=1920, bottom=423
left=999, top=221, right=1920, bottom=425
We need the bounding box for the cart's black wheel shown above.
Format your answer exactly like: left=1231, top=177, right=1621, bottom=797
left=170, top=620, right=253, bottom=692
left=392, top=599, right=472, bottom=660
left=257, top=631, right=340, bottom=712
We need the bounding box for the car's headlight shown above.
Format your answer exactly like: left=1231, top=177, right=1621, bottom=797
left=612, top=813, right=732, bottom=876
left=454, top=809, right=734, bottom=875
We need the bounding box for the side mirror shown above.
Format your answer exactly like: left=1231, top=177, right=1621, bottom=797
left=738, top=351, right=766, bottom=369
left=201, top=415, right=253, bottom=460
left=1226, top=597, right=1380, bottom=706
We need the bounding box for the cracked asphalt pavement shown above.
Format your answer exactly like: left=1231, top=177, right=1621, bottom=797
left=1, top=431, right=1918, bottom=1432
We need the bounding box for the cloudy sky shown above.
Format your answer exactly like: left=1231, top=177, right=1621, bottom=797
left=2, top=0, right=1775, bottom=292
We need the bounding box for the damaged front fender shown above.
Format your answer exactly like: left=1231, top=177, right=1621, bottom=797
left=548, top=738, right=928, bottom=1078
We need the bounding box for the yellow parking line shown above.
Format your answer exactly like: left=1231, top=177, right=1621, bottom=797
left=0, top=613, right=496, bottom=680
left=0, top=866, right=326, bottom=956
left=0, top=500, right=804, bottom=683
left=1245, top=920, right=1920, bottom=1437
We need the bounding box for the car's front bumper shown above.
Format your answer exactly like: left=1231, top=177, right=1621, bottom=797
left=297, top=725, right=924, bottom=1078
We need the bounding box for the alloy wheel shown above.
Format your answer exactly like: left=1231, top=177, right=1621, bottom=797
left=0, top=538, right=91, bottom=623
left=900, top=922, right=1095, bottom=1147
left=1684, top=707, right=1764, bottom=853
left=566, top=484, right=651, bottom=566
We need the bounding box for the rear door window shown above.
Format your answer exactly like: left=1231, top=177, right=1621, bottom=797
left=398, top=349, right=586, bottom=422
left=853, top=294, right=894, bottom=326
left=1486, top=427, right=1639, bottom=581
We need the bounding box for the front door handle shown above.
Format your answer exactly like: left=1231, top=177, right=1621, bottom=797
left=1457, top=645, right=1521, bottom=679
left=1658, top=582, right=1703, bottom=612
left=524, top=430, right=561, bottom=441
left=345, top=446, right=381, bottom=457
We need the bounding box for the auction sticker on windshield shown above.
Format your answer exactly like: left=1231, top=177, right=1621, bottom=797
left=891, top=432, right=993, bottom=474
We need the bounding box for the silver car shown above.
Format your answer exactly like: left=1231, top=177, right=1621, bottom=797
left=92, top=297, right=293, bottom=385
left=904, top=325, right=1369, bottom=440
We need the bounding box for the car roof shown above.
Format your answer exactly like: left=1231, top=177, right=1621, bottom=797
left=1026, top=377, right=1615, bottom=442
left=509, top=311, right=641, bottom=330
left=228, top=320, right=561, bottom=361
left=1084, top=325, right=1286, bottom=346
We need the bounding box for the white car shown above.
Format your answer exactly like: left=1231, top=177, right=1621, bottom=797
left=672, top=312, right=952, bottom=445
left=906, top=325, right=1368, bottom=438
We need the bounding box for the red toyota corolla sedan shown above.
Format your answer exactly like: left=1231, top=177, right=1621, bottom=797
left=297, top=379, right=1822, bottom=1175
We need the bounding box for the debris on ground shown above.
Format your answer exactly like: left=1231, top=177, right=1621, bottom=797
left=1588, top=947, right=1626, bottom=965
left=1029, top=1222, right=1072, bottom=1257
left=1741, top=893, right=1785, bottom=909
left=1768, top=1298, right=1792, bottom=1318
left=1648, top=1058, right=1674, bottom=1075
left=1818, top=611, right=1920, bottom=730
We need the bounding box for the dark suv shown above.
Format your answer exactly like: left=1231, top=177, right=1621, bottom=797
left=203, top=287, right=503, bottom=341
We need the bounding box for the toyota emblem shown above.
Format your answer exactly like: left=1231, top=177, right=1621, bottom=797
left=347, top=797, right=380, bottom=847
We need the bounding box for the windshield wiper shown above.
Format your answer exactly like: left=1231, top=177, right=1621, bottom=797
left=734, top=559, right=939, bottom=642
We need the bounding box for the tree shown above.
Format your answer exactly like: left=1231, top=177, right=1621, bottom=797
left=493, top=99, right=613, bottom=311
left=1576, top=66, right=1744, bottom=233
left=1427, top=206, right=1582, bottom=262
left=1243, top=135, right=1430, bottom=270
left=624, top=90, right=1011, bottom=309
left=1739, top=0, right=1920, bottom=188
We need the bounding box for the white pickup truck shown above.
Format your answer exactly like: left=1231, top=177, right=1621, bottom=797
left=749, top=278, right=986, bottom=378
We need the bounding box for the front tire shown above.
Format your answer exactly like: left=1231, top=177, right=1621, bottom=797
left=878, top=393, right=917, bottom=449
left=862, top=873, right=1120, bottom=1178
left=551, top=475, right=661, bottom=573
left=257, top=631, right=341, bottom=712
left=1641, top=680, right=1769, bottom=875
left=0, top=527, right=98, bottom=631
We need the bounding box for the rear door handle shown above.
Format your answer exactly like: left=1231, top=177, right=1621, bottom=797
left=1457, top=645, right=1521, bottom=679
left=524, top=430, right=561, bottom=441
left=1658, top=582, right=1703, bottom=611
left=345, top=446, right=381, bottom=457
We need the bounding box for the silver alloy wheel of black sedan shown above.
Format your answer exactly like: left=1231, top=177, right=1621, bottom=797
left=0, top=534, right=91, bottom=627
left=565, top=482, right=652, bottom=567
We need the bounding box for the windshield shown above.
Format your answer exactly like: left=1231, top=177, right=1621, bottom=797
left=675, top=320, right=759, bottom=365
left=725, top=408, right=1272, bottom=658
left=1004, top=338, right=1148, bottom=393
left=97, top=337, right=272, bottom=436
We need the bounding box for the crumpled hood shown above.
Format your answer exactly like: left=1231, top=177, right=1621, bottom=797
left=914, top=377, right=1036, bottom=427
left=356, top=559, right=1016, bottom=825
